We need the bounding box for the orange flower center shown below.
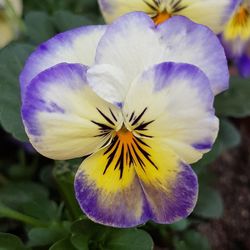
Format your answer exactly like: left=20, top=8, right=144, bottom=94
left=153, top=11, right=172, bottom=25
left=233, top=5, right=249, bottom=26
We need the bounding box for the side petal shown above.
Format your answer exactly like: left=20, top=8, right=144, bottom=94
left=123, top=62, right=219, bottom=164
left=176, top=0, right=240, bottom=33
left=20, top=25, right=106, bottom=99
left=98, top=0, right=151, bottom=23
left=95, top=13, right=228, bottom=96
left=22, top=63, right=122, bottom=160
left=75, top=148, right=149, bottom=228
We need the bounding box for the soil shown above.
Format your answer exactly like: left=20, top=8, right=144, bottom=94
left=198, top=118, right=250, bottom=250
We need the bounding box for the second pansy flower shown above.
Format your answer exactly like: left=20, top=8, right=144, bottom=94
left=21, top=13, right=228, bottom=227
left=98, top=0, right=240, bottom=33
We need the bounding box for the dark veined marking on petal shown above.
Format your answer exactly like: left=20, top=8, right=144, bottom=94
left=171, top=0, right=187, bottom=13
left=109, top=108, right=117, bottom=122
left=130, top=108, right=155, bottom=138
left=102, top=129, right=157, bottom=179
left=97, top=108, right=115, bottom=126
left=143, top=0, right=159, bottom=12
left=92, top=108, right=118, bottom=137
left=92, top=120, right=113, bottom=138
left=137, top=133, right=154, bottom=138
left=135, top=120, right=154, bottom=131
left=133, top=138, right=158, bottom=170
left=129, top=111, right=135, bottom=122
left=131, top=108, right=148, bottom=126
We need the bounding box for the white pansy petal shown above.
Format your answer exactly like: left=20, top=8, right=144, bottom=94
left=95, top=12, right=165, bottom=96
left=22, top=63, right=122, bottom=160
left=177, top=0, right=240, bottom=34
left=20, top=25, right=106, bottom=99
left=95, top=13, right=228, bottom=96
left=87, top=64, right=127, bottom=105
left=123, top=62, right=219, bottom=164
left=157, top=16, right=229, bottom=95
left=98, top=0, right=151, bottom=23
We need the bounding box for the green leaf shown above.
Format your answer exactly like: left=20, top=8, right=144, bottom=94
left=0, top=43, right=34, bottom=141
left=194, top=187, right=223, bottom=219
left=0, top=182, right=48, bottom=208
left=53, top=161, right=82, bottom=220
left=215, top=77, right=250, bottom=118
left=71, top=220, right=153, bottom=250
left=24, top=11, right=56, bottom=44
left=21, top=199, right=59, bottom=221
left=0, top=233, right=29, bottom=250
left=52, top=10, right=92, bottom=32
left=49, top=238, right=77, bottom=250
left=28, top=223, right=70, bottom=247
left=71, top=219, right=105, bottom=239
left=169, top=219, right=190, bottom=232
left=218, top=119, right=241, bottom=151
left=0, top=181, right=61, bottom=225
left=70, top=234, right=89, bottom=250
left=104, top=229, right=154, bottom=250
left=174, top=231, right=211, bottom=250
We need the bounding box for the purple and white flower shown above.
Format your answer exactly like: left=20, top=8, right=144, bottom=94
left=20, top=13, right=228, bottom=227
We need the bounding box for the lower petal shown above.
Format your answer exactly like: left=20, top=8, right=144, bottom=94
left=75, top=131, right=198, bottom=227
left=74, top=148, right=149, bottom=228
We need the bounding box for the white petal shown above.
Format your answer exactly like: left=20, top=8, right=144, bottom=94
left=123, top=62, right=219, bottom=164
left=20, top=25, right=106, bottom=99
left=22, top=63, right=123, bottom=160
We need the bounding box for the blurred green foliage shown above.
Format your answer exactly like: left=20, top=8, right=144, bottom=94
left=0, top=0, right=248, bottom=249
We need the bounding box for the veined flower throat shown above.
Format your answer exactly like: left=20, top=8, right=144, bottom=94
left=144, top=0, right=187, bottom=25
left=92, top=107, right=157, bottom=179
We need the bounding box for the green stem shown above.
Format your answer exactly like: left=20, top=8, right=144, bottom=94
left=0, top=204, right=50, bottom=227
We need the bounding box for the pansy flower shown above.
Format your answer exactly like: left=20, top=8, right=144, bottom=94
left=221, top=0, right=250, bottom=78
left=98, top=0, right=239, bottom=33
left=0, top=0, right=22, bottom=48
left=20, top=13, right=228, bottom=227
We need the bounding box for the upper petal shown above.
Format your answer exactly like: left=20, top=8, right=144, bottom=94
left=94, top=13, right=228, bottom=96
left=123, top=62, right=219, bottom=164
left=22, top=63, right=122, bottom=160
left=20, top=25, right=106, bottom=99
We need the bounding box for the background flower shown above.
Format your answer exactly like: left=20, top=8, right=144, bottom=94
left=98, top=0, right=240, bottom=33
left=221, top=0, right=250, bottom=78
left=0, top=0, right=22, bottom=48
